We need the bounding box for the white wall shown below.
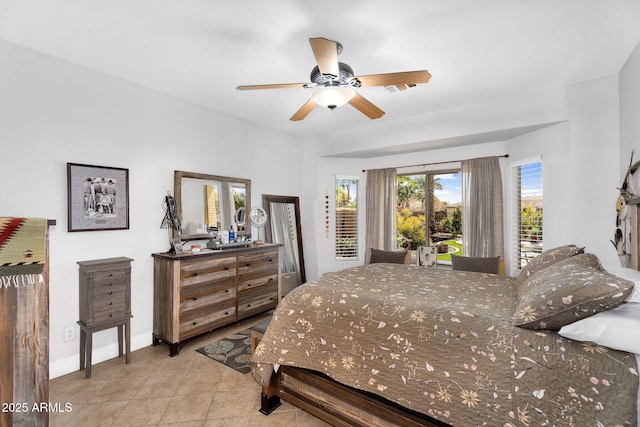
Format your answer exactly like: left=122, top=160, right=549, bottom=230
left=0, top=40, right=303, bottom=378
left=620, top=40, right=640, bottom=179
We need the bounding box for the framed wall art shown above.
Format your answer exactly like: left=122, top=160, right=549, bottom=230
left=67, top=163, right=130, bottom=232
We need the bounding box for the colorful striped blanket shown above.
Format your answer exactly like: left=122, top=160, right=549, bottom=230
left=0, top=217, right=46, bottom=287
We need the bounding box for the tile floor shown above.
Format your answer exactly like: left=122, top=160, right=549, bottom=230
left=49, top=314, right=330, bottom=426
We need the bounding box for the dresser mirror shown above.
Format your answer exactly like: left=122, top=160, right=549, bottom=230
left=263, top=194, right=306, bottom=294
left=174, top=170, right=251, bottom=240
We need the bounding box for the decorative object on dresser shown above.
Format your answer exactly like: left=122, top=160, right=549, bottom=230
left=152, top=244, right=280, bottom=356
left=77, top=257, right=133, bottom=378
left=263, top=194, right=306, bottom=295
left=1, top=217, right=53, bottom=427
left=67, top=163, right=129, bottom=232
left=160, top=191, right=182, bottom=253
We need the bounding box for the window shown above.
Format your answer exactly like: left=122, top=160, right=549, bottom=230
left=335, top=176, right=359, bottom=260
left=397, top=170, right=462, bottom=264
left=512, top=159, right=543, bottom=272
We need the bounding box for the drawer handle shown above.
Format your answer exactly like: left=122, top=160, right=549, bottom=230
left=269, top=297, right=274, bottom=301
left=192, top=321, right=197, bottom=326
left=268, top=278, right=274, bottom=282
left=108, top=302, right=113, bottom=306
left=109, top=314, right=113, bottom=318
left=193, top=272, right=199, bottom=276
left=247, top=304, right=251, bottom=308
left=108, top=282, right=113, bottom=286
left=225, top=289, right=229, bottom=293
left=192, top=297, right=198, bottom=301
left=109, top=291, right=113, bottom=295
left=246, top=283, right=252, bottom=287
left=268, top=259, right=273, bottom=262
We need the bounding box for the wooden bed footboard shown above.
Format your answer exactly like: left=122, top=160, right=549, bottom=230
left=260, top=366, right=451, bottom=427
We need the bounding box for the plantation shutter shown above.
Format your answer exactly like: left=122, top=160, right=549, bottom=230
left=336, top=177, right=359, bottom=259
left=512, top=158, right=543, bottom=272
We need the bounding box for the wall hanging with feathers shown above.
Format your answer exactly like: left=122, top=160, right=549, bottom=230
left=612, top=151, right=640, bottom=266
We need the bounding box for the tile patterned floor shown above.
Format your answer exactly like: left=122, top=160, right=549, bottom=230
left=50, top=314, right=330, bottom=426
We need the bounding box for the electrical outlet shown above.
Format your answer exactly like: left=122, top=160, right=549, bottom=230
left=64, top=326, right=75, bottom=342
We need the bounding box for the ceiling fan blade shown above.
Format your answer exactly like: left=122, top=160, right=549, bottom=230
left=309, top=37, right=339, bottom=76
left=290, top=99, right=317, bottom=121
left=356, top=70, right=432, bottom=87
left=348, top=93, right=384, bottom=119
left=236, top=83, right=307, bottom=90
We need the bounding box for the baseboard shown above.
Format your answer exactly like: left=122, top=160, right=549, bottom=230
left=49, top=332, right=152, bottom=379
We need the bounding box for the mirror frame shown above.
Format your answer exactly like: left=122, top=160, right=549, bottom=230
left=174, top=170, right=251, bottom=240
left=262, top=194, right=306, bottom=284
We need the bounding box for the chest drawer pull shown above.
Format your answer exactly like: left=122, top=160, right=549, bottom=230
left=108, top=302, right=113, bottom=306
left=225, top=289, right=229, bottom=293
left=192, top=321, right=197, bottom=326
left=192, top=297, right=198, bottom=301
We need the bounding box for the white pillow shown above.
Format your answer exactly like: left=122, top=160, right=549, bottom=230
left=604, top=265, right=640, bottom=303
left=558, top=302, right=640, bottom=354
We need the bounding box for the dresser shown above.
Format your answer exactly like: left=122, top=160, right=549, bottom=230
left=77, top=257, right=133, bottom=378
left=152, top=244, right=280, bottom=356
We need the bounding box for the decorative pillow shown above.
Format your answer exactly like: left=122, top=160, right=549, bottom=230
left=451, top=255, right=500, bottom=274
left=558, top=302, right=640, bottom=354
left=604, top=265, right=640, bottom=303
left=516, top=253, right=605, bottom=299
left=512, top=256, right=634, bottom=330
left=516, top=244, right=584, bottom=286
left=369, top=248, right=410, bottom=265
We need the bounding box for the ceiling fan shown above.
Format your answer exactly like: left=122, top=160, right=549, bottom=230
left=236, top=37, right=431, bottom=121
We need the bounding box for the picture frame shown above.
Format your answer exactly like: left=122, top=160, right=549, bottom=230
left=67, top=163, right=130, bottom=232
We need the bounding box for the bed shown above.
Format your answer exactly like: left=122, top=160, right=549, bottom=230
left=252, top=246, right=639, bottom=426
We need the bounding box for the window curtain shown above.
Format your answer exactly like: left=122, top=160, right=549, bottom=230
left=461, top=157, right=504, bottom=258
left=365, top=168, right=397, bottom=262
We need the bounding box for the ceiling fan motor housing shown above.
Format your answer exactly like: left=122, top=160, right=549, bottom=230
left=310, top=62, right=361, bottom=88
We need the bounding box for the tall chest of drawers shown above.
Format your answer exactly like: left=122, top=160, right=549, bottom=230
left=77, top=257, right=133, bottom=378
left=152, top=244, right=280, bottom=356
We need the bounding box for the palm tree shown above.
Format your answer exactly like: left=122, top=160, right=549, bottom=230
left=428, top=176, right=443, bottom=237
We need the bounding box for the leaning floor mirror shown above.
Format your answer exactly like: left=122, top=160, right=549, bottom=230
left=262, top=194, right=306, bottom=296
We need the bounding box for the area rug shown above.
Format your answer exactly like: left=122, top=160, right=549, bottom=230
left=196, top=329, right=253, bottom=374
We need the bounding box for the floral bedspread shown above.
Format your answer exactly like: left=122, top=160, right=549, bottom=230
left=252, top=264, right=638, bottom=426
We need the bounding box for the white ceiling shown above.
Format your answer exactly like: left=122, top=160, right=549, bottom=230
left=2, top=0, right=640, bottom=142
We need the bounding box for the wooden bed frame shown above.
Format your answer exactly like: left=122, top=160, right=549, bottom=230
left=260, top=365, right=451, bottom=427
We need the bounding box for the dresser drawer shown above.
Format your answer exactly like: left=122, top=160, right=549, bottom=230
left=93, top=270, right=127, bottom=282
left=180, top=256, right=236, bottom=287
left=238, top=273, right=277, bottom=292
left=237, top=282, right=278, bottom=318
left=179, top=299, right=236, bottom=338
left=180, top=285, right=236, bottom=312
left=91, top=285, right=127, bottom=323
left=93, top=277, right=127, bottom=296
left=237, top=249, right=278, bottom=286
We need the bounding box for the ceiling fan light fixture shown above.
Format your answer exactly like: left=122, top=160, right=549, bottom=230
left=310, top=86, right=355, bottom=110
